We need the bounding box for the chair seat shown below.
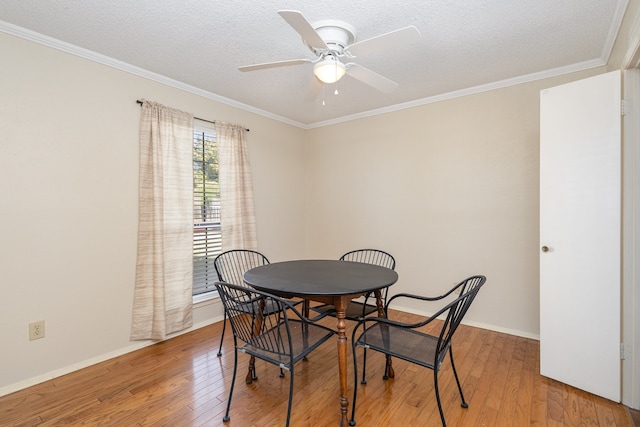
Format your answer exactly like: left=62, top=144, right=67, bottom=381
left=228, top=298, right=283, bottom=316
left=312, top=301, right=379, bottom=320
left=356, top=323, right=447, bottom=370
left=241, top=319, right=335, bottom=368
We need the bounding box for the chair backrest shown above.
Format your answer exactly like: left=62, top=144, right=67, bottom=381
left=435, top=275, right=486, bottom=365
left=340, top=249, right=396, bottom=270
left=215, top=281, right=292, bottom=353
left=214, top=249, right=270, bottom=287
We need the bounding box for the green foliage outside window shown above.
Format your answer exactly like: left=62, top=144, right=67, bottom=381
left=193, top=132, right=220, bottom=223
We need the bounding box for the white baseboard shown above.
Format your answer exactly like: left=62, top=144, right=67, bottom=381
left=0, top=307, right=538, bottom=398
left=395, top=305, right=540, bottom=341
left=0, top=316, right=224, bottom=398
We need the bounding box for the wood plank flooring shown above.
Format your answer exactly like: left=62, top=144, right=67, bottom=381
left=0, top=310, right=633, bottom=426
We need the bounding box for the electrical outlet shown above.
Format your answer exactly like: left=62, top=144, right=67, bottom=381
left=29, top=320, right=45, bottom=341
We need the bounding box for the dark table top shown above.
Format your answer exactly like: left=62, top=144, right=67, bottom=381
left=243, top=259, right=398, bottom=298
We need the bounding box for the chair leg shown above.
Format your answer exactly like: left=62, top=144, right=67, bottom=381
left=449, top=348, right=468, bottom=408
left=217, top=311, right=227, bottom=357
left=301, top=298, right=310, bottom=360
left=223, top=347, right=239, bottom=423
left=434, top=369, right=447, bottom=427
left=349, top=342, right=359, bottom=426
left=285, top=367, right=294, bottom=427
left=360, top=348, right=367, bottom=385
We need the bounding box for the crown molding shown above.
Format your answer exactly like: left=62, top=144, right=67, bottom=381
left=0, top=18, right=617, bottom=130
left=308, top=58, right=606, bottom=129
left=0, top=20, right=307, bottom=129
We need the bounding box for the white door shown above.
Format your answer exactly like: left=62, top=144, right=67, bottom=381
left=540, top=70, right=621, bottom=402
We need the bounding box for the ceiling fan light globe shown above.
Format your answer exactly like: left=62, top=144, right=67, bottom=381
left=314, top=59, right=346, bottom=84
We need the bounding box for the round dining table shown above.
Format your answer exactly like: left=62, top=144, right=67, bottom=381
left=244, top=259, right=399, bottom=427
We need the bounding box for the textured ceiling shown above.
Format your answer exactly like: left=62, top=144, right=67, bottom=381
left=0, top=0, right=629, bottom=127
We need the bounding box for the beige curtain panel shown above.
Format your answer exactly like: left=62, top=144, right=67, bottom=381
left=130, top=100, right=194, bottom=340
left=216, top=121, right=258, bottom=251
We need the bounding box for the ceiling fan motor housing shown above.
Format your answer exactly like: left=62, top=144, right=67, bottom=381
left=307, top=20, right=357, bottom=55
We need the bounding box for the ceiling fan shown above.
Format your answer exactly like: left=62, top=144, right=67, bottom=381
left=239, top=10, right=422, bottom=94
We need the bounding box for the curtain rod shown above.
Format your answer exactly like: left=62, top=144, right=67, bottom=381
left=136, top=100, right=249, bottom=132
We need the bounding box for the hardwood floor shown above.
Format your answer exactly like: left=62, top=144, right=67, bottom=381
left=0, top=310, right=632, bottom=426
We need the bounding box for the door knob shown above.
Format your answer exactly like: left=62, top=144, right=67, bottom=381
left=541, top=246, right=549, bottom=252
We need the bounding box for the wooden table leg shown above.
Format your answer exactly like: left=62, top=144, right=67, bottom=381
left=334, top=296, right=349, bottom=427
left=246, top=356, right=257, bottom=384
left=303, top=298, right=310, bottom=318
left=373, top=289, right=394, bottom=379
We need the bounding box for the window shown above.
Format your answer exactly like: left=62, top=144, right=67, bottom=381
left=193, top=127, right=222, bottom=296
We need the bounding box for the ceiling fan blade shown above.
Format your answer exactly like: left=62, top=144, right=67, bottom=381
left=346, top=26, right=421, bottom=57
left=278, top=10, right=328, bottom=50
left=346, top=63, right=398, bottom=94
left=239, top=58, right=312, bottom=72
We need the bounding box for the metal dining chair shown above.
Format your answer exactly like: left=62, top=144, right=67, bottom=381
left=215, top=281, right=336, bottom=427
left=349, top=275, right=486, bottom=427
left=214, top=249, right=271, bottom=358
left=311, top=249, right=396, bottom=320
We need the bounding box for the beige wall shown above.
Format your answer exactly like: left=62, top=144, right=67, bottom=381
left=0, top=32, right=306, bottom=394
left=2, top=1, right=639, bottom=395
left=303, top=68, right=602, bottom=336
